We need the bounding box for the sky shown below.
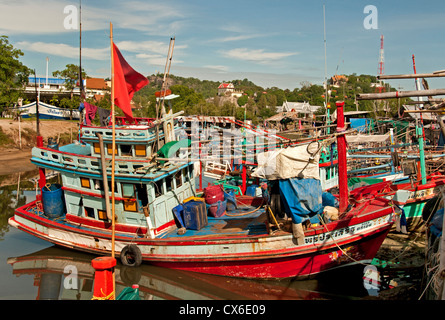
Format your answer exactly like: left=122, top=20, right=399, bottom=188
left=1, top=0, right=445, bottom=91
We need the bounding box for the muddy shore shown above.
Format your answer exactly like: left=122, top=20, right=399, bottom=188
left=0, top=147, right=35, bottom=175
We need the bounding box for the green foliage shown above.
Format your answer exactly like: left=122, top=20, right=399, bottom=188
left=131, top=72, right=403, bottom=121
left=237, top=95, right=248, bottom=106
left=0, top=35, right=31, bottom=112
left=52, top=64, right=86, bottom=93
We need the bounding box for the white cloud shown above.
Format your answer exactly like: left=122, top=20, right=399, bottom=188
left=17, top=41, right=108, bottom=60
left=115, top=40, right=187, bottom=66
left=136, top=53, right=183, bottom=66
left=216, top=34, right=264, bottom=42
left=0, top=0, right=70, bottom=34
left=0, top=0, right=188, bottom=35
left=221, top=48, right=298, bottom=63
left=204, top=65, right=229, bottom=72
left=116, top=40, right=187, bottom=55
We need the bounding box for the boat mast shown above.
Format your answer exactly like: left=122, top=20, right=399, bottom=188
left=336, top=101, right=348, bottom=213
left=412, top=55, right=427, bottom=185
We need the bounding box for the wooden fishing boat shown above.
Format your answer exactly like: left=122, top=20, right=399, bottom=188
left=349, top=172, right=445, bottom=233
left=8, top=101, right=395, bottom=279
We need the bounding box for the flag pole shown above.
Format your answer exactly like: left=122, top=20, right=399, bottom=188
left=109, top=21, right=116, bottom=299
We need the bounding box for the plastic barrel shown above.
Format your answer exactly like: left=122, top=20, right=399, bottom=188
left=41, top=184, right=66, bottom=218
left=246, top=184, right=259, bottom=197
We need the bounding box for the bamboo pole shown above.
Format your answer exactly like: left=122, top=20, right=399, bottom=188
left=357, top=88, right=445, bottom=100
left=378, top=72, right=445, bottom=80
left=109, top=22, right=116, bottom=300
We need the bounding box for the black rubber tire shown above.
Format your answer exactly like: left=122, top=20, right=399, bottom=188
left=120, top=244, right=142, bottom=267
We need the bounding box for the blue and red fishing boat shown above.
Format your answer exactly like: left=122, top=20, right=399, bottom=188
left=9, top=96, right=395, bottom=279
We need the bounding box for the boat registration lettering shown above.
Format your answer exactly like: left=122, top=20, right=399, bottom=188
left=408, top=186, right=437, bottom=200
left=304, top=218, right=384, bottom=245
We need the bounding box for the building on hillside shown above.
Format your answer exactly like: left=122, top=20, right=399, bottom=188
left=218, top=83, right=243, bottom=98
left=330, top=75, right=348, bottom=87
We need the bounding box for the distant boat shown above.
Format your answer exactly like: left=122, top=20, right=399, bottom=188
left=14, top=101, right=80, bottom=120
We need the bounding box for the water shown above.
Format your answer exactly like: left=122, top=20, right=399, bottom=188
left=0, top=170, right=381, bottom=301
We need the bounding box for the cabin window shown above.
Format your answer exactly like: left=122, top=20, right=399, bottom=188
left=122, top=183, right=137, bottom=212
left=135, top=184, right=148, bottom=207
left=121, top=183, right=148, bottom=212
left=94, top=179, right=102, bottom=190
left=85, top=207, right=95, bottom=218
left=175, top=170, right=183, bottom=188
left=106, top=143, right=118, bottom=155
left=123, top=199, right=137, bottom=212
left=121, top=144, right=133, bottom=156
left=93, top=179, right=118, bottom=193
left=93, top=143, right=101, bottom=154
left=122, top=184, right=135, bottom=198
left=135, top=144, right=146, bottom=157
left=166, top=176, right=173, bottom=192
left=80, top=177, right=91, bottom=189
left=98, top=210, right=108, bottom=221
left=155, top=179, right=163, bottom=197
left=188, top=163, right=194, bottom=178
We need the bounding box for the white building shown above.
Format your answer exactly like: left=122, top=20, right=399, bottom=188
left=217, top=83, right=243, bottom=98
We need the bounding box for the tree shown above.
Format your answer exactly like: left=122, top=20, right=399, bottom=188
left=0, top=35, right=31, bottom=112
left=53, top=64, right=86, bottom=119
left=237, top=95, right=248, bottom=107
left=53, top=64, right=86, bottom=99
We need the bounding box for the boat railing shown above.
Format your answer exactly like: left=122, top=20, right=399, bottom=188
left=32, top=147, right=156, bottom=175
left=80, top=126, right=157, bottom=142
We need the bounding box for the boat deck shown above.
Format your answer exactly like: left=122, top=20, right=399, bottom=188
left=159, top=206, right=270, bottom=239
left=20, top=201, right=270, bottom=240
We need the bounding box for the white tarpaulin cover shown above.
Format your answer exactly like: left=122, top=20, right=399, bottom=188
left=346, top=133, right=390, bottom=144
left=251, top=143, right=320, bottom=180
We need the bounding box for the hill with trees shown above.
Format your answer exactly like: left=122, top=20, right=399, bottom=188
left=131, top=73, right=408, bottom=124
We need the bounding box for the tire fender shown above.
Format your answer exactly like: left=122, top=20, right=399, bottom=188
left=120, top=244, right=142, bottom=267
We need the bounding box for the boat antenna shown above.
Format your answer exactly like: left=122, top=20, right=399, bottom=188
left=323, top=4, right=330, bottom=134
left=155, top=37, right=175, bottom=150
left=78, top=0, right=85, bottom=137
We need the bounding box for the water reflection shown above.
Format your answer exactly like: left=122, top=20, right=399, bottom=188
left=7, top=246, right=372, bottom=300
left=0, top=170, right=40, bottom=240
left=1, top=170, right=373, bottom=300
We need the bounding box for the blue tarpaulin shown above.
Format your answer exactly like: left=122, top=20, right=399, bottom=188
left=278, top=178, right=323, bottom=224
left=350, top=118, right=370, bottom=133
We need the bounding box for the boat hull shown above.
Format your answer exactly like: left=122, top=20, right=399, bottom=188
left=9, top=198, right=394, bottom=279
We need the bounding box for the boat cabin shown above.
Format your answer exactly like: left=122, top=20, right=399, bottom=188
left=31, top=116, right=196, bottom=237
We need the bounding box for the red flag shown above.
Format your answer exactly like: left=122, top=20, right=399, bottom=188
left=112, top=42, right=149, bottom=120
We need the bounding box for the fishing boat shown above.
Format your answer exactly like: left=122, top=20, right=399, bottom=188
left=8, top=99, right=395, bottom=279
left=13, top=101, right=81, bottom=120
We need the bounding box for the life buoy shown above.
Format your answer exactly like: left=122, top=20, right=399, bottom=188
left=155, top=89, right=172, bottom=97
left=120, top=244, right=142, bottom=267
